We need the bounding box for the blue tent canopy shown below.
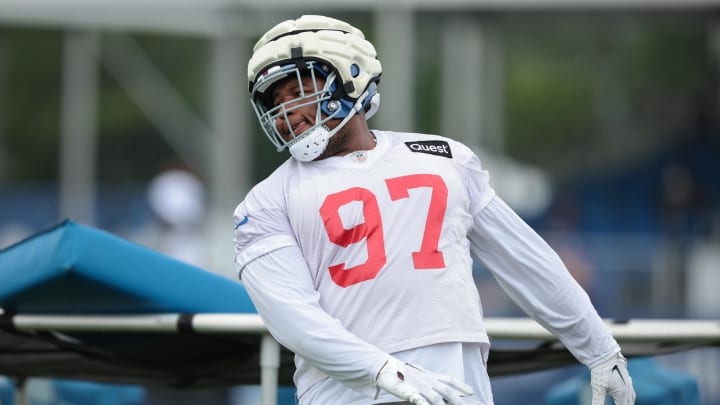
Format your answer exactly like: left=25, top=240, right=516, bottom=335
left=0, top=219, right=255, bottom=315
left=0, top=220, right=296, bottom=387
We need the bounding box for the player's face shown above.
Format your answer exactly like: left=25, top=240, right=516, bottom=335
left=271, top=74, right=331, bottom=142
left=268, top=71, right=356, bottom=161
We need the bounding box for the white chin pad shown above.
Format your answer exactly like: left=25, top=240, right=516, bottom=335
left=289, top=126, right=330, bottom=162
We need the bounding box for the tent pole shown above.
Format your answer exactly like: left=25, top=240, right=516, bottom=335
left=13, top=378, right=26, bottom=405
left=260, top=334, right=280, bottom=405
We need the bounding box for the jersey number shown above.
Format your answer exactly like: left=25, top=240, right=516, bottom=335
left=319, top=174, right=448, bottom=288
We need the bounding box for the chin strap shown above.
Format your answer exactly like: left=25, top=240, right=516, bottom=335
left=289, top=90, right=370, bottom=162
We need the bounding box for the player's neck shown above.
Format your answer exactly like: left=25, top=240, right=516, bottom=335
left=345, top=120, right=376, bottom=153
left=312, top=116, right=376, bottom=161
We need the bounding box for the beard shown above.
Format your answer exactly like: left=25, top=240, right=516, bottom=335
left=313, top=122, right=351, bottom=160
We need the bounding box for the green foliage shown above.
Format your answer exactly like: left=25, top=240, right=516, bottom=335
left=94, top=33, right=208, bottom=182
left=499, top=15, right=714, bottom=169
left=0, top=13, right=715, bottom=185
left=504, top=53, right=595, bottom=157
left=2, top=28, right=62, bottom=180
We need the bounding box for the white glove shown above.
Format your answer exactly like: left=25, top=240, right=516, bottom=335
left=591, top=352, right=636, bottom=405
left=375, top=357, right=474, bottom=405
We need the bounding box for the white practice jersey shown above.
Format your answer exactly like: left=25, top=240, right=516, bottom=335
left=235, top=131, right=492, bottom=340
left=233, top=130, right=619, bottom=401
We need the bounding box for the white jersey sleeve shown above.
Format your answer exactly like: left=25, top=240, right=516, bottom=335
left=240, top=245, right=391, bottom=398
left=233, top=168, right=297, bottom=273
left=468, top=194, right=620, bottom=368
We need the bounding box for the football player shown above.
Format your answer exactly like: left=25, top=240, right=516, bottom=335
left=233, top=15, right=635, bottom=405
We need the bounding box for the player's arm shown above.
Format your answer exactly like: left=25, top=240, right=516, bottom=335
left=467, top=196, right=635, bottom=404
left=240, top=245, right=473, bottom=404
left=468, top=196, right=619, bottom=365
left=456, top=148, right=617, bottom=366
left=240, top=245, right=387, bottom=397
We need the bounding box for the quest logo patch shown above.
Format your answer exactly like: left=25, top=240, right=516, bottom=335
left=404, top=140, right=453, bottom=158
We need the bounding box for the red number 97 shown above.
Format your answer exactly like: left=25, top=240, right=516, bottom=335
left=319, top=174, right=448, bottom=288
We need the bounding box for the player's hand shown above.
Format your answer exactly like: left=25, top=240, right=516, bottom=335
left=590, top=352, right=636, bottom=405
left=375, top=357, right=474, bottom=405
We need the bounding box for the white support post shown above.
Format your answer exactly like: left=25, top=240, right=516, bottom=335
left=440, top=17, right=504, bottom=151
left=59, top=30, right=99, bottom=225
left=259, top=334, right=280, bottom=405
left=373, top=8, right=415, bottom=132
left=205, top=31, right=250, bottom=280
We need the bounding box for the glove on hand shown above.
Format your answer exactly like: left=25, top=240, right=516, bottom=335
left=591, top=352, right=636, bottom=405
left=375, top=357, right=474, bottom=405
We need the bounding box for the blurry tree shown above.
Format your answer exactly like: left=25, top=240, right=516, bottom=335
left=0, top=28, right=208, bottom=184
left=95, top=33, right=207, bottom=183
left=0, top=12, right=716, bottom=186
left=3, top=28, right=62, bottom=181
left=501, top=13, right=716, bottom=179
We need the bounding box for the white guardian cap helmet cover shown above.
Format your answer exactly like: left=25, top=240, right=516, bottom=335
left=247, top=15, right=382, bottom=161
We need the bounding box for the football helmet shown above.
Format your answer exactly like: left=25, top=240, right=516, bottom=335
left=247, top=15, right=382, bottom=161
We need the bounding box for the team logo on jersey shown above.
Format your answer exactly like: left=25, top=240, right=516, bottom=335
left=234, top=215, right=249, bottom=229
left=404, top=140, right=453, bottom=158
